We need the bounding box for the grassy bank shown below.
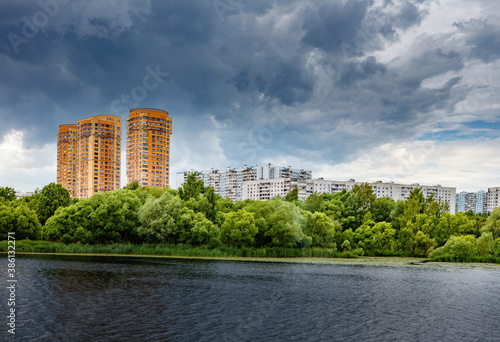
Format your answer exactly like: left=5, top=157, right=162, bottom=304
left=0, top=240, right=360, bottom=259
left=3, top=241, right=499, bottom=266
left=431, top=254, right=500, bottom=263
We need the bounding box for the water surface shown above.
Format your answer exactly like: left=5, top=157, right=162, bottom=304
left=1, top=254, right=499, bottom=341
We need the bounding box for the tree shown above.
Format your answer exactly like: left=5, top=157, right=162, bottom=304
left=221, top=209, right=258, bottom=247
left=302, top=211, right=339, bottom=247
left=178, top=172, right=205, bottom=201
left=284, top=187, right=299, bottom=202
left=476, top=232, right=494, bottom=256
left=0, top=201, right=41, bottom=239
left=177, top=210, right=221, bottom=246
left=481, top=207, right=500, bottom=239
left=302, top=192, right=323, bottom=213
left=0, top=187, right=16, bottom=201
left=43, top=189, right=143, bottom=244
left=124, top=180, right=140, bottom=190
left=371, top=197, right=395, bottom=223
left=138, top=191, right=183, bottom=243
left=353, top=221, right=396, bottom=254
left=36, top=183, right=71, bottom=226
left=266, top=201, right=304, bottom=247
left=351, top=183, right=376, bottom=211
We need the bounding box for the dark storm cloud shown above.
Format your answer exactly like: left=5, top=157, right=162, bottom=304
left=0, top=0, right=497, bottom=174
left=454, top=19, right=500, bottom=64
left=301, top=0, right=371, bottom=53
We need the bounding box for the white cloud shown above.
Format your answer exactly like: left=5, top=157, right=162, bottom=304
left=170, top=116, right=230, bottom=188
left=312, top=138, right=500, bottom=192
left=0, top=129, right=56, bottom=191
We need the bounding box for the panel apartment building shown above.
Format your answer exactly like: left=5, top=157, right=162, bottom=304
left=242, top=178, right=457, bottom=214
left=58, top=115, right=122, bottom=199
left=126, top=108, right=172, bottom=187
left=456, top=188, right=500, bottom=214
left=177, top=163, right=312, bottom=202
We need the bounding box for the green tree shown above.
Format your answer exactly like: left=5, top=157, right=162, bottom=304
left=178, top=172, right=205, bottom=201
left=284, top=187, right=299, bottom=202
left=137, top=191, right=183, bottom=243
left=36, top=183, right=71, bottom=226
left=178, top=210, right=221, bottom=246
left=124, top=180, right=140, bottom=190
left=302, top=211, right=339, bottom=247
left=266, top=202, right=304, bottom=247
left=0, top=201, right=41, bottom=239
left=481, top=207, right=500, bottom=239
left=476, top=232, right=494, bottom=256
left=351, top=183, right=376, bottom=211
left=371, top=197, right=396, bottom=223
left=43, top=189, right=143, bottom=244
left=302, top=192, right=323, bottom=213
left=221, top=209, right=258, bottom=247
left=0, top=186, right=16, bottom=201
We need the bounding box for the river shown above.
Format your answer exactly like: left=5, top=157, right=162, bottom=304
left=1, top=254, right=499, bottom=341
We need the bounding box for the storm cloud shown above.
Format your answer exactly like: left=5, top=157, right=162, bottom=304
left=0, top=0, right=499, bottom=191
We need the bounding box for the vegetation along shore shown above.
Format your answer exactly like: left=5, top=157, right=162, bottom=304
left=1, top=174, right=500, bottom=264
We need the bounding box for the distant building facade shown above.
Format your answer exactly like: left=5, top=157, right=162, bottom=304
left=76, top=115, right=122, bottom=199
left=242, top=178, right=457, bottom=213
left=126, top=108, right=172, bottom=188
left=177, top=163, right=312, bottom=202
left=454, top=188, right=500, bottom=214
left=487, top=187, right=500, bottom=213
left=57, top=124, right=77, bottom=198
left=58, top=115, right=122, bottom=199
left=456, top=191, right=487, bottom=214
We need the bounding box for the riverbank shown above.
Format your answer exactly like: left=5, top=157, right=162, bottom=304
left=6, top=251, right=500, bottom=269
left=1, top=240, right=499, bottom=269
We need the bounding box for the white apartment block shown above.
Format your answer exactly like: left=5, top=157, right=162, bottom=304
left=242, top=178, right=293, bottom=201
left=487, top=187, right=500, bottom=213
left=304, top=179, right=456, bottom=214
left=177, top=163, right=312, bottom=202
left=241, top=177, right=456, bottom=213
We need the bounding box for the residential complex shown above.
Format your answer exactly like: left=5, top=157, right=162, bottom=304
left=456, top=191, right=487, bottom=214
left=454, top=188, right=500, bottom=214
left=242, top=178, right=457, bottom=213
left=177, top=163, right=312, bottom=202
left=487, top=187, right=500, bottom=213
left=58, top=115, right=123, bottom=199
left=76, top=115, right=122, bottom=199
left=56, top=124, right=77, bottom=198
left=57, top=109, right=171, bottom=198
left=126, top=108, right=172, bottom=187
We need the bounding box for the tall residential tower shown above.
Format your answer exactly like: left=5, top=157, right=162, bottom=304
left=56, top=124, right=77, bottom=198
left=126, top=108, right=172, bottom=187
left=76, top=115, right=122, bottom=198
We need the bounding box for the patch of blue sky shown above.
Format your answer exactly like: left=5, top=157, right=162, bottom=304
left=464, top=120, right=500, bottom=130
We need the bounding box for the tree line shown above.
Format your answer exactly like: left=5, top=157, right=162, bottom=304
left=1, top=174, right=500, bottom=260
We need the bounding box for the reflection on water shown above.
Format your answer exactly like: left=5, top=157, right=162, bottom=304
left=1, top=254, right=500, bottom=341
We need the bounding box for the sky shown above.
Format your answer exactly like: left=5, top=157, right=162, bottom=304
left=0, top=0, right=499, bottom=192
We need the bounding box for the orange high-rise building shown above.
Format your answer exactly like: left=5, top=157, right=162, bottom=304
left=126, top=108, right=172, bottom=187
left=76, top=115, right=122, bottom=198
left=56, top=124, right=77, bottom=198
